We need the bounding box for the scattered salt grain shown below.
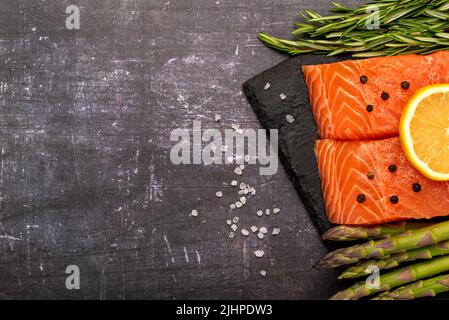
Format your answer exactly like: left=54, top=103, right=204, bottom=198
left=286, top=114, right=295, bottom=123
left=191, top=209, right=198, bottom=217
left=264, top=82, right=270, bottom=90
left=239, top=164, right=245, bottom=170
left=259, top=227, right=267, bottom=234
left=254, top=250, right=264, bottom=257
left=216, top=191, right=223, bottom=198
left=226, top=219, right=232, bottom=225
left=243, top=189, right=249, bottom=195
left=251, top=226, right=258, bottom=233
left=229, top=231, right=235, bottom=239
left=231, top=180, right=238, bottom=186
left=256, top=210, right=263, bottom=217
left=260, top=270, right=267, bottom=276
left=244, top=155, right=250, bottom=162
left=249, top=187, right=256, bottom=195
left=240, top=197, right=246, bottom=204
left=234, top=167, right=243, bottom=175
left=230, top=204, right=236, bottom=210
left=235, top=201, right=243, bottom=208
left=238, top=190, right=245, bottom=195
left=265, top=209, right=270, bottom=216
left=215, top=114, right=221, bottom=122
left=231, top=224, right=238, bottom=232
left=257, top=232, right=264, bottom=239
left=241, top=229, right=249, bottom=236
left=232, top=216, right=239, bottom=224
left=239, top=183, right=247, bottom=190
left=272, top=228, right=281, bottom=235
left=280, top=93, right=287, bottom=100
left=273, top=208, right=281, bottom=214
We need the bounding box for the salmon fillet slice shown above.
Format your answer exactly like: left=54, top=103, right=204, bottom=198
left=315, top=137, right=449, bottom=225
left=303, top=51, right=449, bottom=140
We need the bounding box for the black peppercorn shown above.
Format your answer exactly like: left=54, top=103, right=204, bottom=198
left=381, top=91, right=390, bottom=100
left=401, top=81, right=410, bottom=90
left=390, top=196, right=399, bottom=204
left=412, top=183, right=422, bottom=192
left=367, top=172, right=375, bottom=180
left=366, top=104, right=374, bottom=112
left=357, top=194, right=366, bottom=203
left=388, top=164, right=397, bottom=172
left=360, top=75, right=368, bottom=84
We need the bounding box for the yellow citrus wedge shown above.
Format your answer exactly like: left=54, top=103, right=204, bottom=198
left=400, top=84, right=449, bottom=181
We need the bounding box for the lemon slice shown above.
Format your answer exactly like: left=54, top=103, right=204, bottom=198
left=400, top=84, right=449, bottom=181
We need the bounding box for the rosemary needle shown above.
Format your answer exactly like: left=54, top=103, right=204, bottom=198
left=259, top=0, right=449, bottom=57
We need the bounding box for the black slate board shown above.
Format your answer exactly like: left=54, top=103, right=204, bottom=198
left=243, top=55, right=346, bottom=235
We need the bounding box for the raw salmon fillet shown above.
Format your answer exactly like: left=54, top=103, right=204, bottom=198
left=303, top=51, right=449, bottom=140
left=315, top=137, right=449, bottom=225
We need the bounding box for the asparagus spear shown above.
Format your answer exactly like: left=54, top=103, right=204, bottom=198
left=331, top=255, right=449, bottom=300
left=339, top=240, right=449, bottom=279
left=314, top=220, right=449, bottom=269
left=322, top=221, right=435, bottom=242
left=373, top=274, right=449, bottom=300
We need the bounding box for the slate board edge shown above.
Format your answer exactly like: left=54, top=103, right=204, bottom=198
left=242, top=55, right=334, bottom=236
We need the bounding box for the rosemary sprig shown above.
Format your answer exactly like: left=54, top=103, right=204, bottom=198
left=258, top=0, right=449, bottom=57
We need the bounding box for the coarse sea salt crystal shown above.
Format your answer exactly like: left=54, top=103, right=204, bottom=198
left=280, top=93, right=286, bottom=100
left=259, top=227, right=267, bottom=234
left=256, top=210, right=263, bottom=217
left=229, top=231, right=235, bottom=239
left=254, top=250, right=264, bottom=257
left=235, top=201, right=242, bottom=208
left=260, top=270, right=267, bottom=276
left=265, top=209, right=270, bottom=216
left=230, top=204, right=236, bottom=210
left=226, top=219, right=232, bottom=225
left=257, top=232, right=264, bottom=239
left=286, top=114, right=295, bottom=123
left=273, top=208, right=280, bottom=214
left=234, top=167, right=243, bottom=175
left=191, top=209, right=198, bottom=217
left=272, top=228, right=280, bottom=235
left=251, top=226, right=258, bottom=233
left=241, top=229, right=249, bottom=236
left=216, top=191, right=223, bottom=198
left=231, top=224, right=238, bottom=232
left=231, top=180, right=238, bottom=186
left=264, top=82, right=270, bottom=90
left=215, top=114, right=221, bottom=122
left=232, top=216, right=239, bottom=224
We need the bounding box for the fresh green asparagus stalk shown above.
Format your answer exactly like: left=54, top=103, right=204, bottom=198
left=339, top=240, right=449, bottom=279
left=330, top=255, right=449, bottom=300
left=322, top=221, right=435, bottom=242
left=314, top=220, right=449, bottom=269
left=372, top=274, right=449, bottom=300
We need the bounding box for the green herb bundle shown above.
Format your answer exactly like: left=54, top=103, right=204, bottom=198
left=259, top=0, right=449, bottom=57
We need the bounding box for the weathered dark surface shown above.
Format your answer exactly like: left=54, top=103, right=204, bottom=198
left=0, top=0, right=367, bottom=299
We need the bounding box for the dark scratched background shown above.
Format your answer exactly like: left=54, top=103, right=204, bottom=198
left=0, top=0, right=365, bottom=299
